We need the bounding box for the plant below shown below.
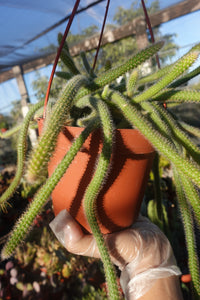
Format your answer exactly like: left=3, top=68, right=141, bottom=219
left=0, top=200, right=108, bottom=300
left=0, top=36, right=200, bottom=299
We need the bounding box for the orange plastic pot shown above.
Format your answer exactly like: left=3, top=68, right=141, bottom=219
left=38, top=119, right=155, bottom=234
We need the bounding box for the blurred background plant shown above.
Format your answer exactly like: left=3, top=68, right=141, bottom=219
left=0, top=196, right=109, bottom=300
left=0, top=0, right=199, bottom=299
left=0, top=159, right=193, bottom=299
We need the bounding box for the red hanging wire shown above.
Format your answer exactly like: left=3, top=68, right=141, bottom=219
left=141, top=0, right=167, bottom=108
left=92, top=0, right=110, bottom=70
left=141, top=0, right=160, bottom=69
left=43, top=0, right=81, bottom=119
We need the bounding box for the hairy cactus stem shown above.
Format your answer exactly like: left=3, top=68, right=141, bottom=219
left=169, top=65, right=200, bottom=88
left=0, top=123, right=22, bottom=139
left=102, top=87, right=200, bottom=188
left=80, top=51, right=96, bottom=78
left=151, top=103, right=200, bottom=164
left=152, top=88, right=200, bottom=104
left=134, top=50, right=199, bottom=103
left=178, top=171, right=200, bottom=228
left=0, top=100, right=44, bottom=211
left=26, top=75, right=89, bottom=184
left=173, top=167, right=200, bottom=297
left=75, top=96, right=99, bottom=127
left=180, top=122, right=200, bottom=139
left=140, top=101, right=175, bottom=144
left=55, top=71, right=73, bottom=80
left=152, top=153, right=164, bottom=221
left=60, top=48, right=80, bottom=75
left=138, top=64, right=173, bottom=85
left=83, top=99, right=120, bottom=299
left=126, top=69, right=138, bottom=97
left=1, top=118, right=99, bottom=259
left=75, top=41, right=165, bottom=100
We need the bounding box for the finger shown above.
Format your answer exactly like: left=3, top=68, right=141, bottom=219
left=49, top=209, right=101, bottom=258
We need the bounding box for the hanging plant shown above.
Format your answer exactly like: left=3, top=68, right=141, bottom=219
left=0, top=1, right=200, bottom=299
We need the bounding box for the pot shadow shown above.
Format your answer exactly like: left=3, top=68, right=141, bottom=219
left=62, top=128, right=153, bottom=233
left=64, top=129, right=102, bottom=219
left=97, top=132, right=153, bottom=233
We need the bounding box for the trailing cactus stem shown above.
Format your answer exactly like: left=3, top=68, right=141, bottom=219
left=102, top=87, right=200, bottom=187
left=0, top=100, right=44, bottom=211
left=169, top=65, right=200, bottom=88
left=127, top=70, right=138, bottom=97
left=57, top=33, right=70, bottom=53
left=55, top=71, right=73, bottom=80
left=138, top=64, right=173, bottom=85
left=0, top=123, right=22, bottom=139
left=152, top=153, right=164, bottom=221
left=178, top=171, right=200, bottom=228
left=60, top=48, right=80, bottom=75
left=180, top=122, right=200, bottom=138
left=83, top=100, right=120, bottom=299
left=151, top=103, right=200, bottom=164
left=1, top=119, right=99, bottom=259
left=26, top=75, right=89, bottom=183
left=80, top=51, right=96, bottom=78
left=152, top=89, right=200, bottom=104
left=75, top=41, right=164, bottom=99
left=140, top=101, right=174, bottom=142
left=75, top=96, right=99, bottom=127
left=173, top=168, right=200, bottom=297
left=134, top=51, right=199, bottom=103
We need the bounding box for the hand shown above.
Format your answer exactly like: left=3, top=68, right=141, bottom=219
left=50, top=210, right=182, bottom=299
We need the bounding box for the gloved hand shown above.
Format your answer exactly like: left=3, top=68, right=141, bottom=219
left=49, top=210, right=181, bottom=300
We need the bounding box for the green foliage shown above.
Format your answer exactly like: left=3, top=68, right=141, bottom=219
left=1, top=35, right=200, bottom=299
left=0, top=209, right=108, bottom=299
left=0, top=115, right=9, bottom=130
left=113, top=0, right=159, bottom=25
left=173, top=168, right=200, bottom=298
left=147, top=199, right=169, bottom=233
left=112, top=0, right=178, bottom=65
left=0, top=101, right=44, bottom=211
left=32, top=71, right=65, bottom=101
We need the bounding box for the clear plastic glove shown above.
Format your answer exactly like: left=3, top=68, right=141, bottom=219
left=49, top=210, right=181, bottom=300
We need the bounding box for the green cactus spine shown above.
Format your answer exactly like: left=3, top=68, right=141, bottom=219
left=134, top=51, right=199, bottom=103
left=126, top=69, right=138, bottom=97
left=75, top=41, right=164, bottom=99
left=60, top=48, right=80, bottom=75
left=152, top=153, right=164, bottom=221
left=180, top=122, right=200, bottom=139
left=102, top=87, right=200, bottom=188
left=138, top=63, right=173, bottom=85
left=0, top=123, right=22, bottom=139
left=152, top=88, right=200, bottom=104
left=1, top=118, right=99, bottom=259
left=26, top=75, right=89, bottom=183
left=151, top=103, right=200, bottom=164
left=170, top=64, right=200, bottom=88
left=83, top=99, right=120, bottom=299
left=173, top=167, right=200, bottom=298
left=55, top=71, right=73, bottom=80
left=80, top=51, right=96, bottom=78
left=0, top=100, right=44, bottom=211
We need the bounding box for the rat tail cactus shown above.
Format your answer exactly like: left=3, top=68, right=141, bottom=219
left=1, top=36, right=200, bottom=299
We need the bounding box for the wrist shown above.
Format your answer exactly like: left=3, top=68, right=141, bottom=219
left=120, top=241, right=181, bottom=299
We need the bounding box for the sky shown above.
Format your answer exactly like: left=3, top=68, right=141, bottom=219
left=0, top=1, right=200, bottom=115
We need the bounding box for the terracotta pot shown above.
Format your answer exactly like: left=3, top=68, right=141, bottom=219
left=38, top=119, right=155, bottom=234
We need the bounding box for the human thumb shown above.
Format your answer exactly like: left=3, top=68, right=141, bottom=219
left=49, top=209, right=84, bottom=249
left=49, top=209, right=100, bottom=257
